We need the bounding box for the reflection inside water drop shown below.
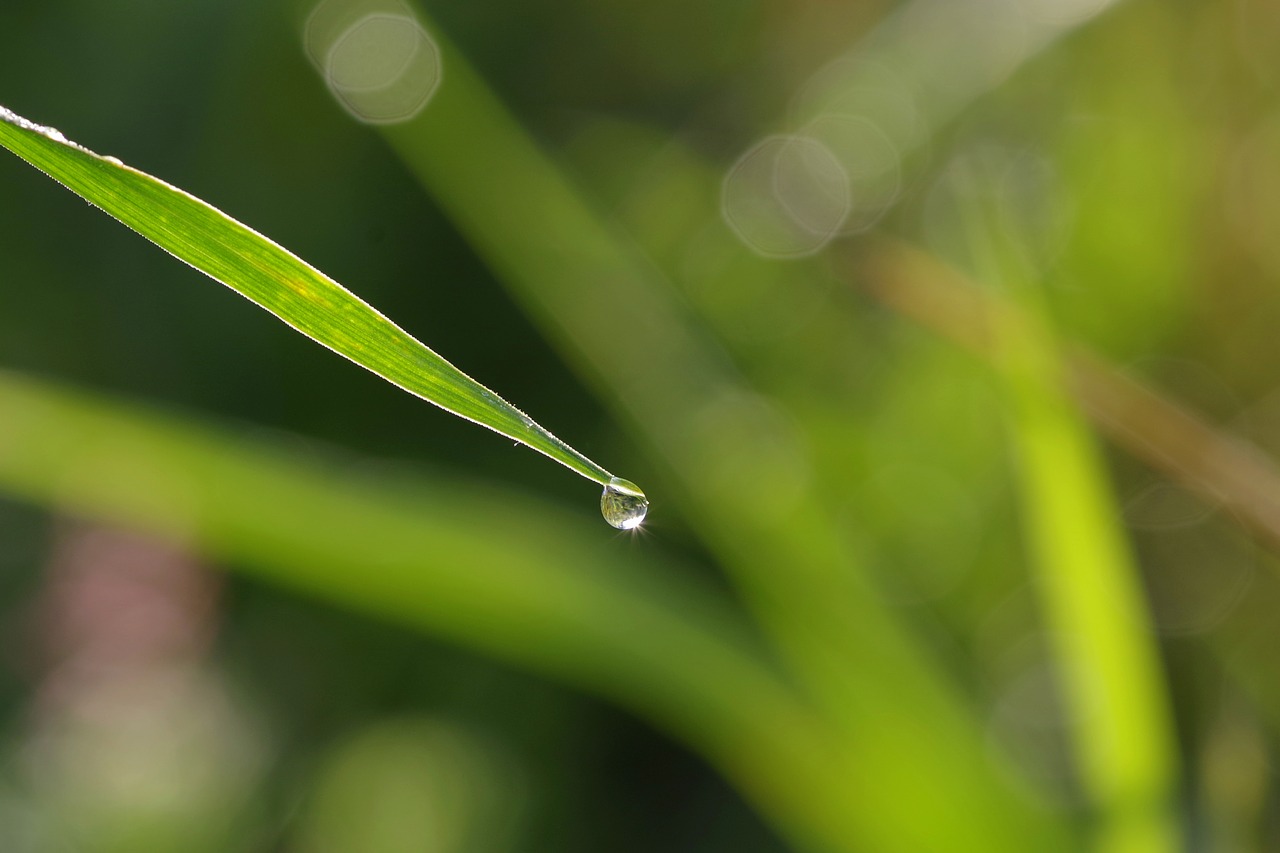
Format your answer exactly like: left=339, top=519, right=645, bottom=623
left=601, top=477, right=648, bottom=530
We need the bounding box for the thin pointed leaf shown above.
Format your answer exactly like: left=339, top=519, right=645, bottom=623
left=0, top=105, right=617, bottom=488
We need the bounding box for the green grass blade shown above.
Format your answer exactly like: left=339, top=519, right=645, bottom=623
left=949, top=168, right=1180, bottom=852
left=1002, top=322, right=1180, bottom=853
left=0, top=105, right=616, bottom=489
left=0, top=366, right=853, bottom=853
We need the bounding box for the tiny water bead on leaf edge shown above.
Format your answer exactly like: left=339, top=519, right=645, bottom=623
left=601, top=477, right=649, bottom=530
left=0, top=105, right=652, bottom=538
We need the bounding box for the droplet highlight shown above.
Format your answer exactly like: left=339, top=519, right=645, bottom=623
left=600, top=477, right=648, bottom=530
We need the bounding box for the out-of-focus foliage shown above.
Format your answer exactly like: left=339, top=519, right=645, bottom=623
left=2, top=0, right=1280, bottom=850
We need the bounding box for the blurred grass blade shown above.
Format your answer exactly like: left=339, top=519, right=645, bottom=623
left=999, top=283, right=1179, bottom=853
left=0, top=105, right=616, bottom=488
left=950, top=164, right=1180, bottom=852
left=345, top=16, right=1071, bottom=853
left=863, top=240, right=1280, bottom=561
left=0, top=366, right=853, bottom=853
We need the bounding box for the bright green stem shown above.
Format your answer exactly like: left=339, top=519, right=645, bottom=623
left=962, top=186, right=1181, bottom=852
left=0, top=105, right=615, bottom=487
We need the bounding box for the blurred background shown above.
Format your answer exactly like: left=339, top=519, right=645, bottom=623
left=3, top=0, right=1280, bottom=850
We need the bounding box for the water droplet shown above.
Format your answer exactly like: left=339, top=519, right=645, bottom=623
left=600, top=477, right=648, bottom=530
